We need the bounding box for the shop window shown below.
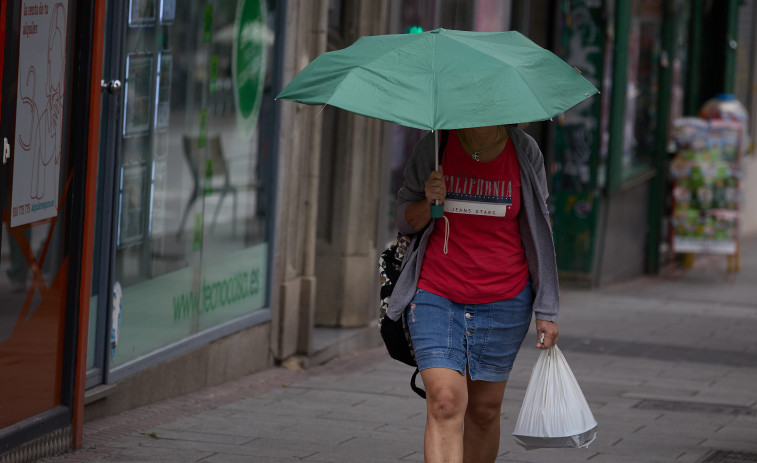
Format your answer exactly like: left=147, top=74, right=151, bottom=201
left=96, top=0, right=278, bottom=370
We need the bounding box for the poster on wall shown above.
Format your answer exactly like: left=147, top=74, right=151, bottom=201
left=10, top=1, right=69, bottom=227
left=123, top=54, right=153, bottom=137
left=117, top=164, right=147, bottom=248
left=670, top=118, right=741, bottom=254
left=129, top=0, right=156, bottom=26
left=159, top=0, right=175, bottom=24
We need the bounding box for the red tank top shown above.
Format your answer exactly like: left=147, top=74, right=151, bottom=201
left=417, top=130, right=529, bottom=303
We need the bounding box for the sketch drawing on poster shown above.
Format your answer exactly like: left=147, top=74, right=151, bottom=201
left=11, top=1, right=68, bottom=227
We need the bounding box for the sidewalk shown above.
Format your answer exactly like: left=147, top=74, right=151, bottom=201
left=43, top=235, right=757, bottom=463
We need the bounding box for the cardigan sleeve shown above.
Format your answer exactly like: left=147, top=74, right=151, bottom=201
left=393, top=132, right=436, bottom=235
left=509, top=127, right=560, bottom=322
left=523, top=133, right=551, bottom=213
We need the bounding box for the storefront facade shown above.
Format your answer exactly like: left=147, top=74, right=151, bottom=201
left=549, top=0, right=747, bottom=285
left=0, top=0, right=295, bottom=458
left=549, top=0, right=677, bottom=285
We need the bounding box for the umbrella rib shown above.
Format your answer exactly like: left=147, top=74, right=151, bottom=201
left=313, top=103, right=328, bottom=121
left=316, top=36, right=435, bottom=129
left=510, top=70, right=557, bottom=119
left=459, top=43, right=553, bottom=118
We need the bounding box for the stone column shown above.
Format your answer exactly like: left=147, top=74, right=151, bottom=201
left=272, top=0, right=328, bottom=360
left=315, top=1, right=391, bottom=328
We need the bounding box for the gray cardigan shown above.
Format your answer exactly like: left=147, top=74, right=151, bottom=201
left=387, top=126, right=560, bottom=322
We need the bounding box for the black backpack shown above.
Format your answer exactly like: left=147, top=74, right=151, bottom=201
left=377, top=130, right=448, bottom=400
left=378, top=234, right=424, bottom=398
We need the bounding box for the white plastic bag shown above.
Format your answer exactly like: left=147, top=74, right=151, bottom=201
left=512, top=345, right=597, bottom=449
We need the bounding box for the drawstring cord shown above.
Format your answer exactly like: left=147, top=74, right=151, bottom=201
left=442, top=215, right=449, bottom=255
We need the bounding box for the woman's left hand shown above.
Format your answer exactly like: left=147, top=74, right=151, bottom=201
left=535, top=319, right=558, bottom=349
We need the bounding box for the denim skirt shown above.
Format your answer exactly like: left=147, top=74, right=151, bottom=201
left=406, top=280, right=533, bottom=382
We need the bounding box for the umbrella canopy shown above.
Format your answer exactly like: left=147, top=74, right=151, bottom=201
left=277, top=28, right=598, bottom=131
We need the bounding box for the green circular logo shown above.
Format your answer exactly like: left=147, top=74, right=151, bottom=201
left=233, top=0, right=267, bottom=139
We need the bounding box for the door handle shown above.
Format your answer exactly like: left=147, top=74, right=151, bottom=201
left=101, top=79, right=122, bottom=94
left=3, top=137, right=9, bottom=165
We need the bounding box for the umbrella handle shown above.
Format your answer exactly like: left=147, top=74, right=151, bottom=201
left=430, top=130, right=444, bottom=219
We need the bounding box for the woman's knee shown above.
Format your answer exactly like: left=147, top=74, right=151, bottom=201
left=426, top=384, right=467, bottom=422
left=465, top=399, right=502, bottom=427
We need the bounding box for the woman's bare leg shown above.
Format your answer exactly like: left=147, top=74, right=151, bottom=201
left=420, top=368, right=468, bottom=463
left=463, top=373, right=507, bottom=463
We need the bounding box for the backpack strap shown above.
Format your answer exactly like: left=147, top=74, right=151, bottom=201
left=410, top=368, right=426, bottom=399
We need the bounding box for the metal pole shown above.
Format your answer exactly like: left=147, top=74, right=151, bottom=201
left=607, top=0, right=632, bottom=193
left=430, top=130, right=443, bottom=218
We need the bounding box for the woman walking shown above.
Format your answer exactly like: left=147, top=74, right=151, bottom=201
left=391, top=124, right=559, bottom=462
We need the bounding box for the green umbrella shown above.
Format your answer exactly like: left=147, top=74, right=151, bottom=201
left=277, top=28, right=598, bottom=217
left=277, top=28, right=598, bottom=131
